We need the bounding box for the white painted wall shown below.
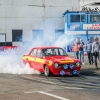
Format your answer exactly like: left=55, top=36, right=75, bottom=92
left=0, top=0, right=79, bottom=46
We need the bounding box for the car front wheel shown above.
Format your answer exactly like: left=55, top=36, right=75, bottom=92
left=44, top=65, right=51, bottom=76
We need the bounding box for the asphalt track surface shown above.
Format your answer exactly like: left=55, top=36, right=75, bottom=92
left=0, top=54, right=100, bottom=100
left=0, top=62, right=100, bottom=100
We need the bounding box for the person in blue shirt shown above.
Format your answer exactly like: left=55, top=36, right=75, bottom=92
left=86, top=39, right=94, bottom=65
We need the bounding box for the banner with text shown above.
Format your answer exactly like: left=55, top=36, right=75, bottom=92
left=83, top=24, right=100, bottom=30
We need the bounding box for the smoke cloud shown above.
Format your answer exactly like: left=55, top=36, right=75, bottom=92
left=53, top=34, right=74, bottom=47
left=0, top=54, right=40, bottom=74
left=0, top=32, right=74, bottom=75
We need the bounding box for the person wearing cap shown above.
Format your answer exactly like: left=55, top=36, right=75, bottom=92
left=92, top=37, right=100, bottom=68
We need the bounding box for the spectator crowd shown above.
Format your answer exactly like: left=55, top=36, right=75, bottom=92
left=73, top=36, right=100, bottom=69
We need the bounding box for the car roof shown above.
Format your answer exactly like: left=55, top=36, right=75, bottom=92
left=32, top=46, right=62, bottom=49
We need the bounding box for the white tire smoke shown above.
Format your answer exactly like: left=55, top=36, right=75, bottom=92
left=0, top=55, right=40, bottom=74
left=0, top=33, right=74, bottom=75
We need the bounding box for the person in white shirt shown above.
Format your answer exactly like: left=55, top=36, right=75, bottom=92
left=92, top=37, right=100, bottom=68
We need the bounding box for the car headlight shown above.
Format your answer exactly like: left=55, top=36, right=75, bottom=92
left=54, top=63, right=59, bottom=68
left=76, top=62, right=81, bottom=67
left=70, top=64, right=74, bottom=69
left=63, top=64, right=68, bottom=70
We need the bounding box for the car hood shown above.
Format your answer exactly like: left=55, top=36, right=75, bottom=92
left=45, top=56, right=79, bottom=63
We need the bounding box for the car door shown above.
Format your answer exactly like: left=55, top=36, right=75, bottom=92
left=29, top=49, right=37, bottom=69
left=35, top=49, right=44, bottom=72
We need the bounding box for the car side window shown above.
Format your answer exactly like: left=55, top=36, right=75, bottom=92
left=31, top=49, right=37, bottom=56
left=54, top=49, right=58, bottom=55
left=59, top=48, right=64, bottom=55
left=37, top=49, right=42, bottom=57
left=58, top=48, right=67, bottom=56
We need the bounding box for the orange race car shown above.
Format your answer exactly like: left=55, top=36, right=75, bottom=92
left=22, top=46, right=82, bottom=76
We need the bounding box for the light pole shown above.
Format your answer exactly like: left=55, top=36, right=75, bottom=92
left=86, top=13, right=88, bottom=40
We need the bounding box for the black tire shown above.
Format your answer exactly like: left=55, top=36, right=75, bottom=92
left=44, top=65, right=51, bottom=76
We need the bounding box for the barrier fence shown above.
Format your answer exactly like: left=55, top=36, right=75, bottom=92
left=0, top=46, right=30, bottom=55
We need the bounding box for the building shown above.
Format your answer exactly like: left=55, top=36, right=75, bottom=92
left=63, top=10, right=100, bottom=45
left=63, top=1, right=100, bottom=52
left=0, top=0, right=79, bottom=46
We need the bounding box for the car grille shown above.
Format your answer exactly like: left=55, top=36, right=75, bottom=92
left=58, top=63, right=76, bottom=70
left=59, top=63, right=76, bottom=66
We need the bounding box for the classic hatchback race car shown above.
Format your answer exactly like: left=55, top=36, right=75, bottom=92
left=22, top=46, right=82, bottom=76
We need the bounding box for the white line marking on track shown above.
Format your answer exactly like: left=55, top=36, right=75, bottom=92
left=25, top=91, right=69, bottom=100
left=38, top=91, right=69, bottom=100
left=24, top=91, right=38, bottom=93
left=61, top=86, right=83, bottom=90
left=24, top=90, right=53, bottom=94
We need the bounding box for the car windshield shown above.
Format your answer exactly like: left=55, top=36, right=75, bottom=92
left=42, top=48, right=68, bottom=56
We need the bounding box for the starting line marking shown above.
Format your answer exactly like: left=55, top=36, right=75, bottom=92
left=25, top=91, right=69, bottom=100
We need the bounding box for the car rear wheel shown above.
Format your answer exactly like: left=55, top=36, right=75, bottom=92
left=44, top=65, right=51, bottom=76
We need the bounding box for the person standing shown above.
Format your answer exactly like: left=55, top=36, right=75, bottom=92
left=92, top=37, right=100, bottom=68
left=73, top=38, right=80, bottom=59
left=86, top=39, right=94, bottom=65
left=79, top=38, right=85, bottom=65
